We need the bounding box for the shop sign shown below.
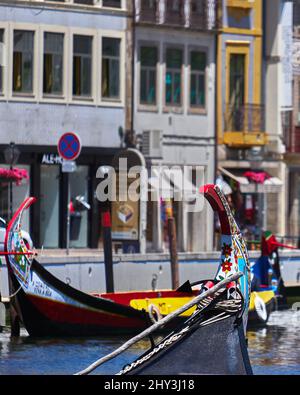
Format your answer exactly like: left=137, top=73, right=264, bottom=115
left=111, top=200, right=139, bottom=240
left=41, top=154, right=63, bottom=165
left=111, top=175, right=139, bottom=241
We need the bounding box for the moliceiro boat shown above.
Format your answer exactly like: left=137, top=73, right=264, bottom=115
left=76, top=184, right=252, bottom=376
left=4, top=185, right=251, bottom=355
left=4, top=200, right=192, bottom=336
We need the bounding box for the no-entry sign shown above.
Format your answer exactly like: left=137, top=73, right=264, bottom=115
left=58, top=132, right=82, bottom=161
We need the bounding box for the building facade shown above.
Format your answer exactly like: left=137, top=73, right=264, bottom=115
left=133, top=0, right=220, bottom=252
left=216, top=0, right=293, bottom=243
left=285, top=0, right=300, bottom=242
left=0, top=0, right=130, bottom=249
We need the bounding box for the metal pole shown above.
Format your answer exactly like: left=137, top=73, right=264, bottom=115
left=168, top=216, right=179, bottom=290
left=9, top=178, right=13, bottom=220
left=102, top=210, right=114, bottom=293
left=9, top=146, right=13, bottom=220
left=66, top=175, right=70, bottom=255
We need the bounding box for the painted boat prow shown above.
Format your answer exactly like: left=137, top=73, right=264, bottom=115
left=4, top=197, right=149, bottom=336
left=119, top=184, right=252, bottom=375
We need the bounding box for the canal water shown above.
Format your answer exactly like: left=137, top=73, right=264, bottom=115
left=0, top=309, right=299, bottom=375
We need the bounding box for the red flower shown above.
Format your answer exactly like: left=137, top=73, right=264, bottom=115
left=0, top=167, right=29, bottom=186
left=222, top=243, right=232, bottom=257
left=221, top=259, right=232, bottom=273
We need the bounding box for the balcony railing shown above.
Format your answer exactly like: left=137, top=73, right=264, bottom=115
left=189, top=0, right=221, bottom=30
left=224, top=104, right=265, bottom=133
left=164, top=0, right=185, bottom=26
left=287, top=126, right=300, bottom=153
left=139, top=0, right=158, bottom=23
left=137, top=0, right=221, bottom=30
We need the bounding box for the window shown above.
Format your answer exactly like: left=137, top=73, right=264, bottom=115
left=190, top=51, right=206, bottom=108
left=73, top=35, right=92, bottom=98
left=0, top=30, right=3, bottom=94
left=74, top=0, right=94, bottom=5
left=140, top=46, right=158, bottom=105
left=102, top=37, right=120, bottom=99
left=229, top=54, right=245, bottom=107
left=165, top=48, right=183, bottom=106
left=43, top=32, right=64, bottom=96
left=102, top=0, right=121, bottom=7
left=13, top=30, right=34, bottom=94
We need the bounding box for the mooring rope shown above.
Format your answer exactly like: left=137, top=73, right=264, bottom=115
left=74, top=271, right=244, bottom=376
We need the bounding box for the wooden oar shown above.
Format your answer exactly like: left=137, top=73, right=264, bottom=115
left=74, top=271, right=244, bottom=376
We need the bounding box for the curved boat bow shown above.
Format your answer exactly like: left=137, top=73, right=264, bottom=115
left=118, top=184, right=252, bottom=375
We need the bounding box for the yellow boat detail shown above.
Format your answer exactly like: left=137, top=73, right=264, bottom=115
left=249, top=290, right=275, bottom=311
left=130, top=297, right=197, bottom=317
left=130, top=290, right=276, bottom=320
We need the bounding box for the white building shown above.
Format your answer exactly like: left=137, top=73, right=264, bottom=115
left=133, top=0, right=219, bottom=252
left=0, top=0, right=130, bottom=249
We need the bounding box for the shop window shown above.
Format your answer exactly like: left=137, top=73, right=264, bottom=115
left=40, top=165, right=60, bottom=248
left=73, top=35, right=92, bottom=98
left=102, top=0, right=121, bottom=7
left=102, top=37, right=120, bottom=100
left=190, top=50, right=206, bottom=108
left=165, top=48, right=183, bottom=106
left=140, top=46, right=158, bottom=105
left=13, top=30, right=34, bottom=94
left=43, top=32, right=64, bottom=96
left=0, top=29, right=3, bottom=94
left=69, top=166, right=89, bottom=248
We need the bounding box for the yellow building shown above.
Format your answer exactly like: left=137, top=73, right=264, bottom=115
left=216, top=0, right=288, bottom=242
left=217, top=0, right=265, bottom=147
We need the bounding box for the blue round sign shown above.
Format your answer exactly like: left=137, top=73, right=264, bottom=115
left=58, top=132, right=82, bottom=161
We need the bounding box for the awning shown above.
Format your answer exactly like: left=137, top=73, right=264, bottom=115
left=219, top=167, right=283, bottom=193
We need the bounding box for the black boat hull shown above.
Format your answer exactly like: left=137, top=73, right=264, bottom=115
left=123, top=315, right=253, bottom=375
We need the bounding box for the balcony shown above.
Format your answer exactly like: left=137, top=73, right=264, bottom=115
left=286, top=126, right=300, bottom=154
left=139, top=0, right=158, bottom=23
left=223, top=104, right=267, bottom=147
left=136, top=0, right=221, bottom=30
left=164, top=0, right=185, bottom=26
left=189, top=0, right=221, bottom=30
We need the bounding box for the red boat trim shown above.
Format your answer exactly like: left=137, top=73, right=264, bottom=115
left=27, top=293, right=145, bottom=328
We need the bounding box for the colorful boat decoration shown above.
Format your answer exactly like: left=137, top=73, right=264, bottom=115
left=4, top=184, right=251, bottom=341
left=3, top=195, right=205, bottom=337
left=77, top=184, right=252, bottom=375
left=119, top=184, right=253, bottom=375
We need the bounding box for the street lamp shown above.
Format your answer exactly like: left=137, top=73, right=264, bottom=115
left=4, top=142, right=20, bottom=219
